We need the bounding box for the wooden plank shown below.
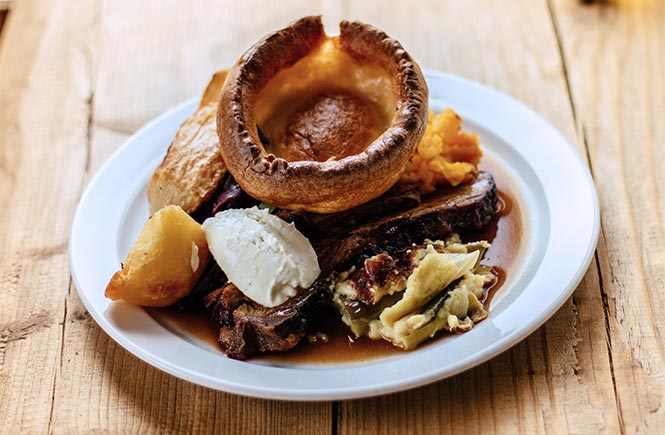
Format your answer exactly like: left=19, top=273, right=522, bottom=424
left=93, top=0, right=339, bottom=133
left=552, top=0, right=665, bottom=432
left=49, top=0, right=333, bottom=433
left=0, top=0, right=638, bottom=432
left=336, top=0, right=620, bottom=433
left=0, top=0, right=93, bottom=431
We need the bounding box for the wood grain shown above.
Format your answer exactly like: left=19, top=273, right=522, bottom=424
left=2, top=0, right=662, bottom=433
left=553, top=0, right=665, bottom=432
left=0, top=0, right=89, bottom=431
left=52, top=0, right=334, bottom=433
left=336, top=1, right=618, bottom=433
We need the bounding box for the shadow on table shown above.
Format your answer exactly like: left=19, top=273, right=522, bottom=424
left=0, top=11, right=7, bottom=36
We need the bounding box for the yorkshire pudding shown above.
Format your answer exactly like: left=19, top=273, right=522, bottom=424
left=217, top=16, right=428, bottom=213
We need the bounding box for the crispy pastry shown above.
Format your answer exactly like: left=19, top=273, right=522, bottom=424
left=217, top=16, right=429, bottom=213
left=147, top=70, right=229, bottom=214
left=198, top=70, right=229, bottom=109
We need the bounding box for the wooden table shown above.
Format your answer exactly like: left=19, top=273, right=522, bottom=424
left=1, top=0, right=662, bottom=433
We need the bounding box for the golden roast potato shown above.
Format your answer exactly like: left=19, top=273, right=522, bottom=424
left=105, top=205, right=210, bottom=307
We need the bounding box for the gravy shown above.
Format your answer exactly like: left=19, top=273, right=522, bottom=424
left=150, top=189, right=521, bottom=363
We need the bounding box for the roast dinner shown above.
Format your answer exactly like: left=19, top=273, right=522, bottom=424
left=104, top=16, right=502, bottom=360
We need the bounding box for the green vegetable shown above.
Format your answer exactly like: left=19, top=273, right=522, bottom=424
left=380, top=251, right=479, bottom=326
left=331, top=238, right=493, bottom=350
left=257, top=202, right=276, bottom=213
left=334, top=292, right=402, bottom=336
left=384, top=284, right=486, bottom=349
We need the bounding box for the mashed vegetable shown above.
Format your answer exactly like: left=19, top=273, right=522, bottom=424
left=332, top=236, right=495, bottom=350
left=400, top=109, right=482, bottom=193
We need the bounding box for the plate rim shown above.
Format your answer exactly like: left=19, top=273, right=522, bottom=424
left=69, top=69, right=600, bottom=401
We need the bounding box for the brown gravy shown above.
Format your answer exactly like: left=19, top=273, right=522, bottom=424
left=150, top=189, right=521, bottom=364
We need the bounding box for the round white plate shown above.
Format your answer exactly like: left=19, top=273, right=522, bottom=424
left=69, top=70, right=599, bottom=401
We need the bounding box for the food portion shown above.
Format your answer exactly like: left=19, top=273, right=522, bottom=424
left=333, top=236, right=493, bottom=350
left=104, top=17, right=504, bottom=361
left=198, top=70, right=229, bottom=109
left=202, top=207, right=320, bottom=307
left=147, top=70, right=229, bottom=215
left=273, top=92, right=384, bottom=162
left=204, top=278, right=331, bottom=360
left=217, top=16, right=428, bottom=213
left=288, top=171, right=499, bottom=245
left=105, top=205, right=210, bottom=307
left=200, top=171, right=498, bottom=359
left=401, top=109, right=483, bottom=192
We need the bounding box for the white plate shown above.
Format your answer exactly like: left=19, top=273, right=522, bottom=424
left=69, top=70, right=599, bottom=401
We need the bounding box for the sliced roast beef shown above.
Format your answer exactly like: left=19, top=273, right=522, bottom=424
left=203, top=171, right=498, bottom=360
left=355, top=170, right=498, bottom=247
left=276, top=182, right=421, bottom=239
left=204, top=279, right=332, bottom=359
left=312, top=171, right=499, bottom=273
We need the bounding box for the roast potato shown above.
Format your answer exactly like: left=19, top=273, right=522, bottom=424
left=105, top=205, right=210, bottom=307
left=147, top=70, right=229, bottom=214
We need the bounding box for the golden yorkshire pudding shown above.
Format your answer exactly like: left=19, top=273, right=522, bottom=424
left=217, top=16, right=428, bottom=213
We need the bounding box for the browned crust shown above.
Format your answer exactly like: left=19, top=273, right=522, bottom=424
left=198, top=69, right=229, bottom=109
left=147, top=104, right=226, bottom=214
left=217, top=16, right=428, bottom=213
left=148, top=69, right=230, bottom=215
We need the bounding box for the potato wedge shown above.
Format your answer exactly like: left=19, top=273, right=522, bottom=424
left=147, top=69, right=229, bottom=214
left=105, top=205, right=210, bottom=307
left=198, top=69, right=229, bottom=109
left=147, top=104, right=226, bottom=214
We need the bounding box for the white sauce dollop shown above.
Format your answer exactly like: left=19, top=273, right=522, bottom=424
left=202, top=207, right=320, bottom=307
